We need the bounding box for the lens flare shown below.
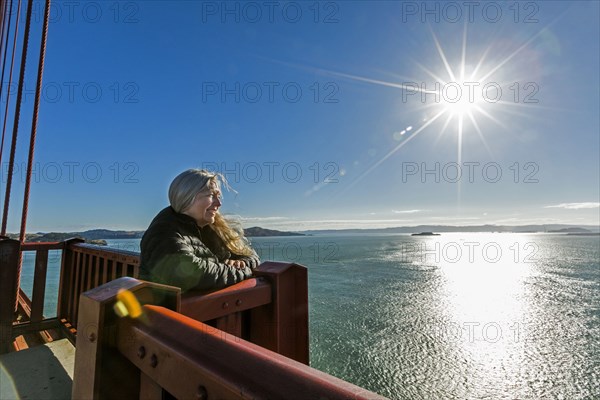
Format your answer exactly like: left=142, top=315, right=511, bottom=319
left=113, top=289, right=142, bottom=318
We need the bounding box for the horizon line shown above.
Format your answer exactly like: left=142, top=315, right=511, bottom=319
left=7, top=222, right=600, bottom=235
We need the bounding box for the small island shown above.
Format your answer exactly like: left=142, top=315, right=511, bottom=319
left=411, top=232, right=441, bottom=236
left=88, top=239, right=108, bottom=246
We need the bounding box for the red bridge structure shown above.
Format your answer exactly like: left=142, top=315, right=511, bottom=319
left=0, top=238, right=386, bottom=399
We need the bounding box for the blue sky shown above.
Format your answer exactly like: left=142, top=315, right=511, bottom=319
left=1, top=0, right=598, bottom=232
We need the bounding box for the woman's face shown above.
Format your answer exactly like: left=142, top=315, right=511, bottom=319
left=183, top=182, right=222, bottom=227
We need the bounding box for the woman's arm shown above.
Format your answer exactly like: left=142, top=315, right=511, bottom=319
left=228, top=251, right=260, bottom=270
left=140, top=225, right=252, bottom=292
left=200, top=225, right=260, bottom=270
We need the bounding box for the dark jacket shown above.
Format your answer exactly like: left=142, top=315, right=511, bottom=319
left=140, top=207, right=259, bottom=292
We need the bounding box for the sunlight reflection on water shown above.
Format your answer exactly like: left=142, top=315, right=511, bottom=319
left=306, top=233, right=598, bottom=399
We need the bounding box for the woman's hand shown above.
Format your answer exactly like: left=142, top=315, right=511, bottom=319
left=225, top=259, right=247, bottom=270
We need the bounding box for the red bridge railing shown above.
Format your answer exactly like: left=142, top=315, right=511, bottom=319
left=72, top=277, right=384, bottom=400
left=58, top=239, right=141, bottom=343
left=0, top=236, right=385, bottom=399
left=0, top=237, right=308, bottom=364
left=0, top=237, right=144, bottom=350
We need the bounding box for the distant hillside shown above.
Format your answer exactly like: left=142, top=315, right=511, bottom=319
left=79, top=229, right=144, bottom=239
left=303, top=224, right=600, bottom=235
left=7, top=229, right=145, bottom=242
left=548, top=227, right=591, bottom=233
left=8, top=227, right=303, bottom=242
left=244, top=227, right=305, bottom=237
left=8, top=224, right=598, bottom=242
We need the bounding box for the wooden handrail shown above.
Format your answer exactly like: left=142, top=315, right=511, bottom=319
left=3, top=238, right=383, bottom=398
left=181, top=277, right=272, bottom=321
left=119, top=305, right=385, bottom=400
left=180, top=262, right=310, bottom=364
left=2, top=238, right=310, bottom=365
left=72, top=277, right=386, bottom=400
left=0, top=237, right=20, bottom=353
left=21, top=241, right=63, bottom=251
left=69, top=242, right=141, bottom=265
left=72, top=277, right=181, bottom=399
left=253, top=261, right=309, bottom=363
left=56, top=240, right=141, bottom=339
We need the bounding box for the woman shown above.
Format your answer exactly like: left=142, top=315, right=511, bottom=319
left=140, top=169, right=259, bottom=292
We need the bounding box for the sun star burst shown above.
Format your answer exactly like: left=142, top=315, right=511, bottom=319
left=301, top=20, right=553, bottom=194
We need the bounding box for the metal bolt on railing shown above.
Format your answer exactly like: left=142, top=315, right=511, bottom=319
left=150, top=354, right=158, bottom=368
left=196, top=385, right=208, bottom=400
left=138, top=346, right=146, bottom=359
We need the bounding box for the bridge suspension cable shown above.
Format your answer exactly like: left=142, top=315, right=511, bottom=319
left=0, top=0, right=51, bottom=312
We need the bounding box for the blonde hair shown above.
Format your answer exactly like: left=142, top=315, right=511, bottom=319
left=169, top=169, right=255, bottom=257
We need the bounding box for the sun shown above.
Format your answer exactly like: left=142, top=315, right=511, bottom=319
left=415, top=27, right=499, bottom=158
left=440, top=82, right=485, bottom=118
left=311, top=22, right=547, bottom=190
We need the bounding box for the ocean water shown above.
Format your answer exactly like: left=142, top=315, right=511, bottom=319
left=19, top=233, right=599, bottom=399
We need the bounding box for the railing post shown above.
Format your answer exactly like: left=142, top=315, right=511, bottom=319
left=30, top=248, right=49, bottom=323
left=56, top=237, right=84, bottom=337
left=72, top=277, right=180, bottom=400
left=251, top=262, right=309, bottom=364
left=0, top=237, right=20, bottom=354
